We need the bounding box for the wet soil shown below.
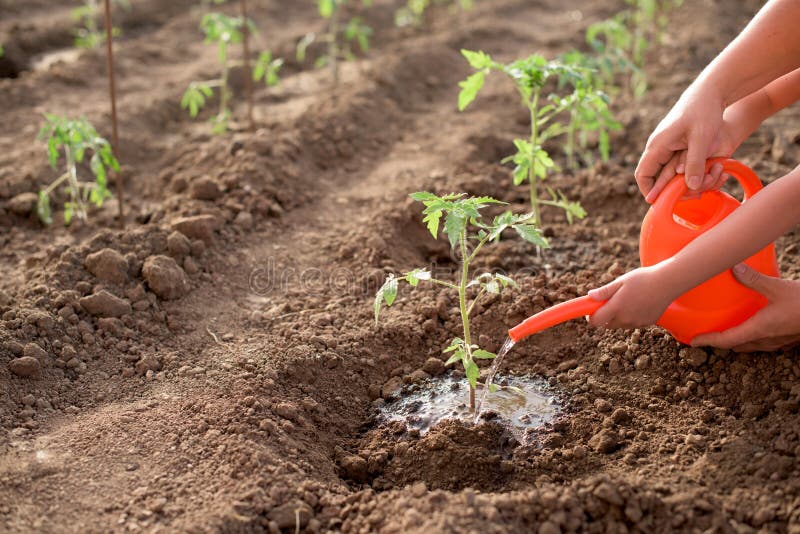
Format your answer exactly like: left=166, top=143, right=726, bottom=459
left=3, top=0, right=800, bottom=532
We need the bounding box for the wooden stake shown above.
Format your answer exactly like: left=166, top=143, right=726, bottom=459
left=104, top=0, right=124, bottom=228
left=241, top=0, right=255, bottom=132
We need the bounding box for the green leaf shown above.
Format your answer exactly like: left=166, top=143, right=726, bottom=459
left=464, top=359, right=480, bottom=389
left=296, top=33, right=315, bottom=62
left=461, top=49, right=493, bottom=69
left=374, top=275, right=398, bottom=324
left=181, top=83, right=213, bottom=117
left=404, top=268, right=431, bottom=287
left=37, top=191, right=52, bottom=226
left=318, top=0, right=334, bottom=18
left=443, top=211, right=466, bottom=248
left=457, top=71, right=485, bottom=111
left=514, top=223, right=549, bottom=248
left=488, top=383, right=499, bottom=393
left=473, top=349, right=496, bottom=360
left=445, top=350, right=464, bottom=366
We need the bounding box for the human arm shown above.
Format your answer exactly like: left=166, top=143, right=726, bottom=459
left=589, top=164, right=800, bottom=331
left=635, top=0, right=800, bottom=201
left=645, top=68, right=800, bottom=203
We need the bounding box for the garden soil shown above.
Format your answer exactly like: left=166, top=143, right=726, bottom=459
left=3, top=0, right=800, bottom=532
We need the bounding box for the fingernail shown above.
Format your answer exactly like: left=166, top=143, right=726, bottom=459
left=687, top=175, right=701, bottom=189
left=733, top=263, right=746, bottom=274
left=676, top=163, right=685, bottom=173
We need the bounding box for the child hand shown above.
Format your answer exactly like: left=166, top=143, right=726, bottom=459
left=586, top=265, right=676, bottom=330
left=691, top=264, right=800, bottom=351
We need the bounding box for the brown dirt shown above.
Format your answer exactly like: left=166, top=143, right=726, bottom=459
left=2, top=0, right=800, bottom=532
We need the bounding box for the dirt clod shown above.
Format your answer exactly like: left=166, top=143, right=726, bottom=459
left=8, top=356, right=41, bottom=378
left=189, top=177, right=222, bottom=201
left=23, top=342, right=47, bottom=360
left=84, top=248, right=129, bottom=284
left=142, top=255, right=188, bottom=300
left=422, top=357, right=445, bottom=376
left=79, top=290, right=132, bottom=317
left=171, top=215, right=221, bottom=243
left=6, top=192, right=37, bottom=215
left=340, top=454, right=369, bottom=482
left=589, top=429, right=619, bottom=454
left=268, top=500, right=312, bottom=530
left=680, top=347, right=708, bottom=368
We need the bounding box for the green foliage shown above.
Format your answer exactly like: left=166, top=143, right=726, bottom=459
left=374, top=192, right=548, bottom=410
left=253, top=51, right=283, bottom=87
left=458, top=49, right=594, bottom=226
left=36, top=115, right=119, bottom=225
left=0, top=44, right=4, bottom=58
left=71, top=0, right=130, bottom=49
left=395, top=0, right=474, bottom=28
left=297, top=0, right=373, bottom=86
left=182, top=13, right=283, bottom=134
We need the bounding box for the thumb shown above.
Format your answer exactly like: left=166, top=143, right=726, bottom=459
left=731, top=263, right=781, bottom=300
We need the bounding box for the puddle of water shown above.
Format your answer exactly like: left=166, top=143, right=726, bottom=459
left=379, top=374, right=562, bottom=442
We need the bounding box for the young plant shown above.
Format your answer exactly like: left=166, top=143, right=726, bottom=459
left=71, top=0, right=130, bottom=49
left=457, top=50, right=588, bottom=227
left=581, top=17, right=645, bottom=97
left=297, top=0, right=373, bottom=87
left=36, top=115, right=119, bottom=225
left=551, top=64, right=622, bottom=168
left=374, top=192, right=549, bottom=411
left=394, top=0, right=474, bottom=28
left=181, top=13, right=282, bottom=134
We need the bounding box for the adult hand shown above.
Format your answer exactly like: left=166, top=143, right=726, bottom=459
left=691, top=264, right=800, bottom=351
left=635, top=86, right=727, bottom=203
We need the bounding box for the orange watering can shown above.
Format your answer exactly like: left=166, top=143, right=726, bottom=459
left=509, top=158, right=779, bottom=345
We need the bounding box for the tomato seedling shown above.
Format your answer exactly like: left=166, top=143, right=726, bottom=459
left=394, top=0, right=473, bottom=28
left=36, top=115, right=119, bottom=226
left=374, top=192, right=548, bottom=411
left=458, top=50, right=591, bottom=227
left=297, top=0, right=373, bottom=87
left=71, top=0, right=129, bottom=49
left=182, top=13, right=283, bottom=134
left=552, top=60, right=622, bottom=168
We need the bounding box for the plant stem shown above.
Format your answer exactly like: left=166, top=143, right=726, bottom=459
left=219, top=45, right=230, bottom=122
left=240, top=0, right=255, bottom=132
left=429, top=278, right=459, bottom=291
left=567, top=108, right=576, bottom=170
left=329, top=0, right=340, bottom=87
left=529, top=88, right=541, bottom=227
left=103, top=0, right=124, bottom=228
left=65, top=147, right=88, bottom=220
left=466, top=287, right=487, bottom=317
left=458, top=229, right=475, bottom=412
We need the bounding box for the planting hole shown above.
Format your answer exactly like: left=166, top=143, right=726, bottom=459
left=379, top=374, right=562, bottom=441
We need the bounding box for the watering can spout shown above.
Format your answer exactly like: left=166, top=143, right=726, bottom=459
left=508, top=295, right=603, bottom=342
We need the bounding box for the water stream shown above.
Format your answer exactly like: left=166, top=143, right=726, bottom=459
left=473, top=336, right=516, bottom=423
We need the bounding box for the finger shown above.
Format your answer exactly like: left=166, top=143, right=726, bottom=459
left=586, top=280, right=624, bottom=328
left=731, top=263, right=783, bottom=300
left=635, top=143, right=676, bottom=196
left=675, top=150, right=687, bottom=174
left=685, top=128, right=711, bottom=192
left=731, top=338, right=786, bottom=353
left=691, top=313, right=765, bottom=349
left=699, top=172, right=716, bottom=191
left=709, top=162, right=723, bottom=181
left=709, top=172, right=729, bottom=192
left=588, top=279, right=624, bottom=302
left=645, top=154, right=679, bottom=204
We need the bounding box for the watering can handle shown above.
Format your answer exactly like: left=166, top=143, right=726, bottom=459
left=655, top=158, right=764, bottom=230
left=508, top=295, right=604, bottom=342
